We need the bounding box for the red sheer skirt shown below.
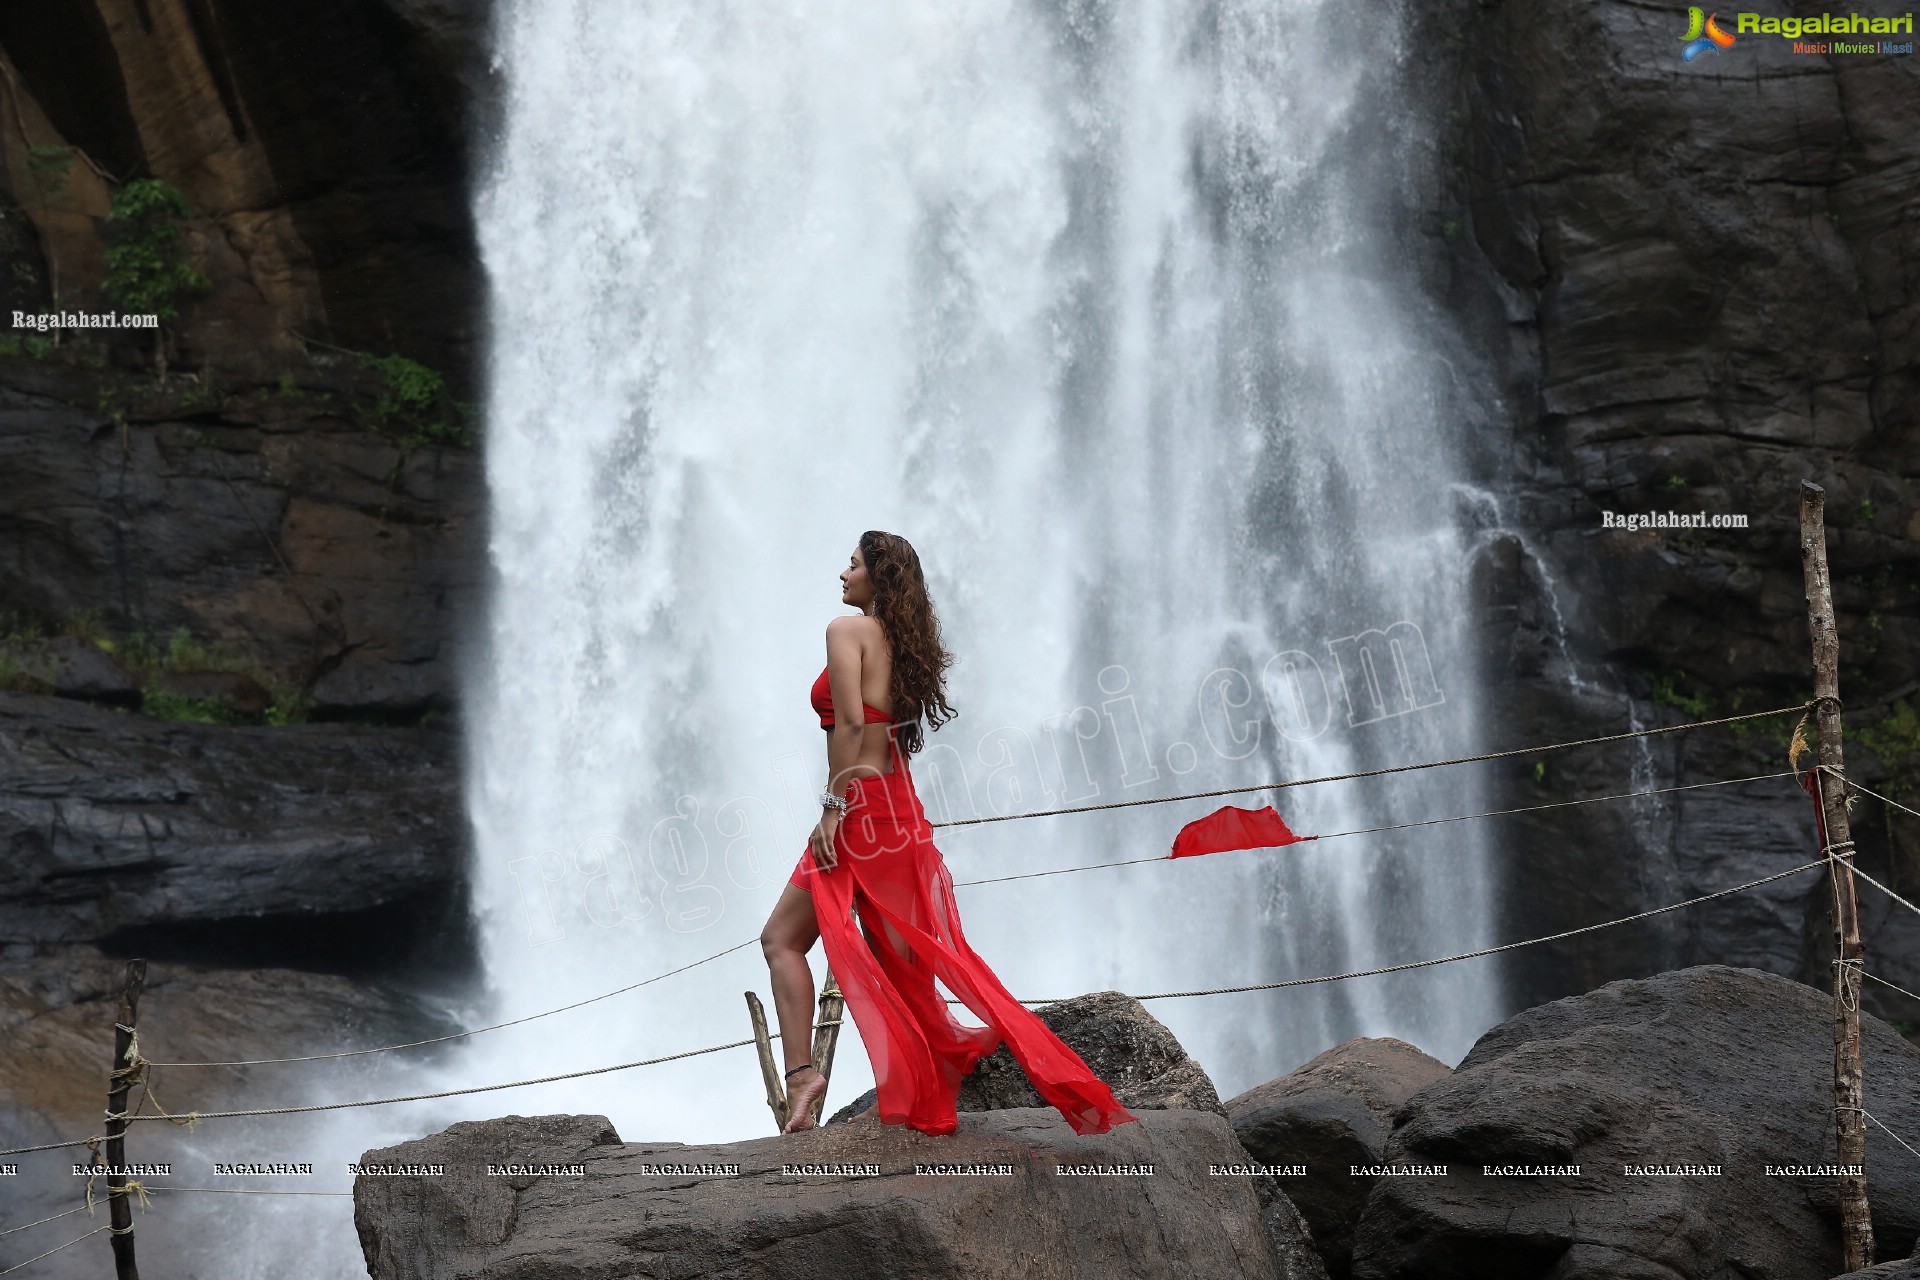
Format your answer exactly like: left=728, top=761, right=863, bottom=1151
left=789, top=741, right=1136, bottom=1137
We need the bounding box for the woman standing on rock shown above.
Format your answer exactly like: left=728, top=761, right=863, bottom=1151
left=758, top=530, right=1135, bottom=1137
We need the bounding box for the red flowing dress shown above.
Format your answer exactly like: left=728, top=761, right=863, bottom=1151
left=789, top=667, right=1136, bottom=1137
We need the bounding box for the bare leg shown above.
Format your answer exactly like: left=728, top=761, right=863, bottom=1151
left=849, top=904, right=915, bottom=1120
left=760, top=883, right=828, bottom=1132
left=859, top=909, right=914, bottom=966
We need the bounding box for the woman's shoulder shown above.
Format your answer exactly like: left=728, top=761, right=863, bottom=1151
left=825, top=613, right=885, bottom=639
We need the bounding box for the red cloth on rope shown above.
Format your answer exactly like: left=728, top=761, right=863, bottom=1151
left=1802, top=766, right=1829, bottom=848
left=789, top=676, right=1134, bottom=1137
left=1169, top=804, right=1315, bottom=859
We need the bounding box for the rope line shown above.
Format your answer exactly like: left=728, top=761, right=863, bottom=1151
left=1865, top=1110, right=1920, bottom=1164
left=149, top=767, right=1807, bottom=1069
left=1828, top=769, right=1920, bottom=824
left=1862, top=971, right=1920, bottom=1006
left=7, top=858, right=1823, bottom=1141
left=0, top=1225, right=109, bottom=1275
left=0, top=1207, right=86, bottom=1240
left=118, top=1018, right=834, bottom=1127
left=0, top=1136, right=99, bottom=1158
left=950, top=771, right=1800, bottom=888
left=138, top=735, right=1806, bottom=1070
left=932, top=703, right=1810, bottom=830
left=1849, top=862, right=1920, bottom=923
left=117, top=1037, right=762, bottom=1123
left=147, top=939, right=761, bottom=1068
left=962, top=859, right=1828, bottom=1005
left=140, top=1187, right=353, bottom=1197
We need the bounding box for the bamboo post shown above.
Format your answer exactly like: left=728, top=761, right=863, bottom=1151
left=744, top=992, right=789, bottom=1132
left=804, top=969, right=845, bottom=1128
left=104, top=958, right=147, bottom=1280
left=1800, top=480, right=1873, bottom=1270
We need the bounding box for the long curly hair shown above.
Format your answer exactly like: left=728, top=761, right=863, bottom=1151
left=859, top=529, right=956, bottom=756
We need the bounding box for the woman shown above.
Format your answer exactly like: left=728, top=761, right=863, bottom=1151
left=758, top=530, right=1136, bottom=1137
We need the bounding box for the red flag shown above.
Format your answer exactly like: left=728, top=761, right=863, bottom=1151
left=1170, top=805, right=1315, bottom=859
left=1801, top=767, right=1828, bottom=849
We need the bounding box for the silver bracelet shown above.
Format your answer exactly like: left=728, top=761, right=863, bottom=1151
left=818, top=790, right=848, bottom=814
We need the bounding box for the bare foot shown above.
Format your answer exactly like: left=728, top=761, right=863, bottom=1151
left=782, top=1067, right=828, bottom=1133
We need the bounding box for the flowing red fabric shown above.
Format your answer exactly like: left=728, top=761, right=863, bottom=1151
left=1169, top=804, right=1314, bottom=859
left=790, top=733, right=1135, bottom=1137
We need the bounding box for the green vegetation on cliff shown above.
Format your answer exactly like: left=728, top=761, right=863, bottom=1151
left=102, top=179, right=210, bottom=378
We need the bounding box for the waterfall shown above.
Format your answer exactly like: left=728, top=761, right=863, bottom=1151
left=465, top=0, right=1500, bottom=1144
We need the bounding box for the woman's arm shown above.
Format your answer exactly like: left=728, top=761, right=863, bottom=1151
left=823, top=615, right=876, bottom=796
left=810, top=616, right=874, bottom=868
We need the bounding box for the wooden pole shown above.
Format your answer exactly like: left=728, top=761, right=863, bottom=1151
left=104, top=958, right=147, bottom=1280
left=744, top=991, right=789, bottom=1133
left=804, top=969, right=845, bottom=1128
left=1800, top=480, right=1873, bottom=1270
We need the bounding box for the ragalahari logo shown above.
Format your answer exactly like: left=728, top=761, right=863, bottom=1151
left=1681, top=7, right=1738, bottom=59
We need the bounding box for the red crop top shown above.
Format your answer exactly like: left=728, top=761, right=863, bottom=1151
left=811, top=666, right=894, bottom=728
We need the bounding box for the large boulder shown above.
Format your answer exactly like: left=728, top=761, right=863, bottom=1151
left=1227, top=1037, right=1452, bottom=1280
left=0, top=692, right=467, bottom=969
left=354, top=1107, right=1324, bottom=1280
left=1350, top=966, right=1920, bottom=1280
left=1833, top=1260, right=1920, bottom=1280
left=829, top=990, right=1223, bottom=1124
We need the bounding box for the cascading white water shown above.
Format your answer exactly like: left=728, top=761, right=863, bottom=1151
left=465, top=0, right=1501, bottom=1144
left=5, top=8, right=1505, bottom=1278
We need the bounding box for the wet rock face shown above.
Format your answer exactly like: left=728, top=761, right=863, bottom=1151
left=0, top=948, right=462, bottom=1146
left=1347, top=966, right=1920, bottom=1280
left=0, top=691, right=468, bottom=973
left=2, top=636, right=141, bottom=704
left=827, top=990, right=1224, bottom=1125
left=1227, top=1037, right=1453, bottom=1280
left=354, top=1108, right=1320, bottom=1280
left=1434, top=0, right=1920, bottom=1021
left=0, top=947, right=468, bottom=1274
left=0, top=364, right=483, bottom=716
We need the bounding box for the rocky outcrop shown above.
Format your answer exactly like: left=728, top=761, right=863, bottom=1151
left=0, top=361, right=483, bottom=714
left=1227, top=1037, right=1452, bottom=1280
left=1, top=635, right=140, bottom=704
left=1834, top=1260, right=1920, bottom=1280
left=828, top=990, right=1223, bottom=1125
left=0, top=947, right=461, bottom=1154
left=354, top=1107, right=1324, bottom=1280
left=1348, top=966, right=1920, bottom=1280
left=0, top=691, right=468, bottom=971
left=1414, top=0, right=1920, bottom=1024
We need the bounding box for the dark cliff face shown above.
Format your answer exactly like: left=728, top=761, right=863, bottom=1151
left=1427, top=0, right=1920, bottom=1019
left=0, top=360, right=484, bottom=715
left=0, top=0, right=495, bottom=1154
left=0, top=0, right=494, bottom=386
left=0, top=0, right=495, bottom=710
